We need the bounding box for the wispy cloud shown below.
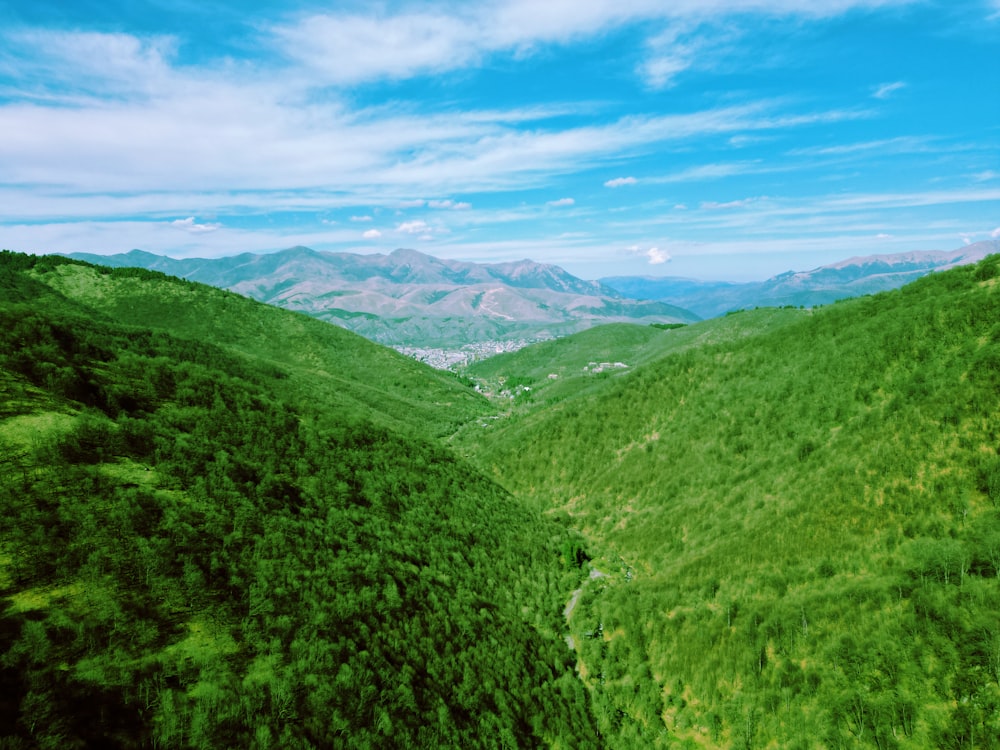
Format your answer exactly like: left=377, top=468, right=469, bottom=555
left=787, top=136, right=932, bottom=157
left=428, top=199, right=472, bottom=209
left=0, top=0, right=992, bottom=281
left=268, top=1, right=920, bottom=86
left=701, top=197, right=766, bottom=210
left=872, top=80, right=906, bottom=99
left=270, top=11, right=481, bottom=86
left=648, top=162, right=767, bottom=183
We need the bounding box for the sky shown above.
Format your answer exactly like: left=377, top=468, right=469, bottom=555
left=0, top=1, right=998, bottom=281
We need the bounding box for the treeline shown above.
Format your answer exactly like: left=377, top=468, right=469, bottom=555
left=471, top=254, right=1000, bottom=747
left=0, top=253, right=598, bottom=748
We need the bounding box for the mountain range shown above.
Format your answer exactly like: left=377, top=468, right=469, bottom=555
left=67, top=246, right=698, bottom=347
left=601, top=240, right=999, bottom=318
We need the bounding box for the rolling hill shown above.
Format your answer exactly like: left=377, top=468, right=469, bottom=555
left=67, top=246, right=699, bottom=348
left=601, top=240, right=998, bottom=318
left=5, top=248, right=1000, bottom=747
left=463, top=252, right=1000, bottom=747
left=0, top=252, right=597, bottom=748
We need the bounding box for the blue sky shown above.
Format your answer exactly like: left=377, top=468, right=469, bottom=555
left=1, top=0, right=998, bottom=280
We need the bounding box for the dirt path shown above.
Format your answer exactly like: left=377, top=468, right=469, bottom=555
left=479, top=288, right=515, bottom=320
left=563, top=568, right=606, bottom=649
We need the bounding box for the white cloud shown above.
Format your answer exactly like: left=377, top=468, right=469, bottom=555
left=0, top=24, right=874, bottom=216
left=872, top=81, right=906, bottom=99
left=647, top=247, right=671, bottom=264
left=171, top=216, right=220, bottom=233
left=548, top=197, right=575, bottom=207
left=640, top=52, right=694, bottom=89
left=626, top=244, right=671, bottom=264
left=605, top=176, right=637, bottom=188
left=972, top=170, right=998, bottom=182
left=397, top=219, right=433, bottom=234
left=701, top=197, right=761, bottom=210
left=876, top=233, right=893, bottom=239
left=270, top=12, right=481, bottom=86
left=428, top=199, right=472, bottom=209
left=362, top=228, right=382, bottom=239
left=3, top=29, right=178, bottom=97
left=351, top=215, right=373, bottom=222
left=728, top=134, right=771, bottom=148
left=992, top=227, right=1000, bottom=238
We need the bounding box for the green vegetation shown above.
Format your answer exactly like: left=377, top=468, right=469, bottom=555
left=466, top=254, right=1000, bottom=747
left=0, top=252, right=596, bottom=748
left=4, top=248, right=1000, bottom=747
left=25, top=253, right=487, bottom=438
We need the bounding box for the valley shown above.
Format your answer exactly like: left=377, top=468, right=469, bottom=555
left=2, top=249, right=999, bottom=747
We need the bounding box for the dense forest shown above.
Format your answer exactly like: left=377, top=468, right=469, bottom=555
left=0, top=253, right=596, bottom=748
left=2, top=249, right=999, bottom=747
left=466, top=254, right=1000, bottom=748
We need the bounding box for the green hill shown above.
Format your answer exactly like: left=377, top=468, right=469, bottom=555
left=462, top=311, right=805, bottom=410
left=21, top=254, right=487, bottom=438
left=0, top=252, right=597, bottom=748
left=465, top=257, right=1000, bottom=747
left=5, top=249, right=1000, bottom=748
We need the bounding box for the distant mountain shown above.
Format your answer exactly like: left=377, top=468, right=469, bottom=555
left=601, top=241, right=999, bottom=318
left=69, top=247, right=699, bottom=347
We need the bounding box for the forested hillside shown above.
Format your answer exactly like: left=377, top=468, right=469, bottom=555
left=5, top=249, right=1000, bottom=748
left=27, top=253, right=486, bottom=438
left=466, top=255, right=1000, bottom=747
left=0, top=252, right=597, bottom=748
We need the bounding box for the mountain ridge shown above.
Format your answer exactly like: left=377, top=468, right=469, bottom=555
left=601, top=240, right=998, bottom=317
left=67, top=246, right=698, bottom=348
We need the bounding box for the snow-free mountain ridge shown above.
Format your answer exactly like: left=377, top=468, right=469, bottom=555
left=68, top=246, right=698, bottom=347
left=601, top=240, right=999, bottom=318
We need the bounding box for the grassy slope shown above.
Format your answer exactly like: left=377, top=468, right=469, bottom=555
left=467, top=258, right=1000, bottom=747
left=464, top=312, right=805, bottom=408
left=30, top=259, right=487, bottom=437
left=0, top=253, right=597, bottom=748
